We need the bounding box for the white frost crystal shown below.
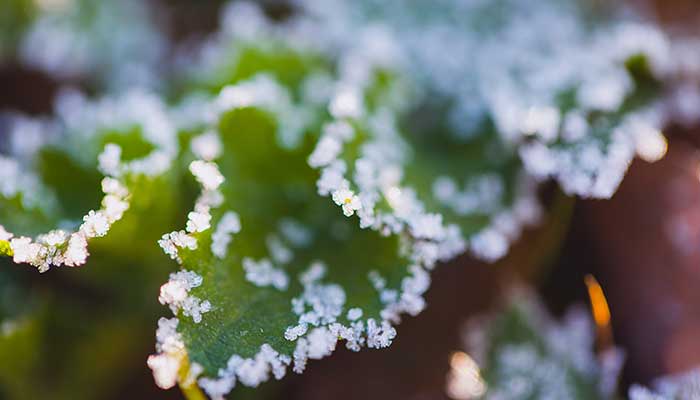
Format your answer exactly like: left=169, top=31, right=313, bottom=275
left=470, top=228, right=509, bottom=262
left=159, top=231, right=197, bottom=262
left=347, top=307, right=363, bottom=321
left=63, top=233, right=89, bottom=267
left=308, top=136, right=342, bottom=168
left=211, top=211, right=241, bottom=258
left=1, top=87, right=180, bottom=272
left=332, top=188, right=362, bottom=217
left=190, top=160, right=225, bottom=191
left=198, top=343, right=292, bottom=398
left=80, top=210, right=110, bottom=238
left=191, top=131, right=223, bottom=161
left=305, top=327, right=338, bottom=359
left=98, top=144, right=122, bottom=177
left=186, top=211, right=212, bottom=233
left=366, top=318, right=397, bottom=349
left=148, top=318, right=187, bottom=390
left=329, top=85, right=364, bottom=119
left=284, top=324, right=309, bottom=341
left=5, top=157, right=133, bottom=271
left=242, top=257, right=289, bottom=291
left=10, top=238, right=43, bottom=266
left=317, top=161, right=347, bottom=196
left=159, top=270, right=211, bottom=323
left=148, top=353, right=181, bottom=390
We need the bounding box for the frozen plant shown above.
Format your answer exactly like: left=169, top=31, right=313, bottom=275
left=0, top=0, right=699, bottom=398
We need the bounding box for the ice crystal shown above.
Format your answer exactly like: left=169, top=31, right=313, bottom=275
left=241, top=257, right=289, bottom=290
left=347, top=307, right=363, bottom=321
left=186, top=211, right=212, bottom=234
left=189, top=160, right=225, bottom=192
left=190, top=131, right=223, bottom=161
left=211, top=211, right=241, bottom=259
left=4, top=158, right=133, bottom=271
left=158, top=270, right=211, bottom=323
left=331, top=188, right=362, bottom=217
left=159, top=231, right=197, bottom=262
left=197, top=343, right=291, bottom=399
left=147, top=318, right=187, bottom=390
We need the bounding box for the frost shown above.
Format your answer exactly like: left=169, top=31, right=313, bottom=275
left=278, top=218, right=313, bottom=248
left=460, top=288, right=624, bottom=399
left=299, top=261, right=327, bottom=286
left=103, top=1, right=700, bottom=396
left=198, top=343, right=291, bottom=398
left=284, top=324, right=309, bottom=341
left=80, top=211, right=110, bottom=238
left=159, top=231, right=198, bottom=262
left=366, top=318, right=396, bottom=349
left=408, top=213, right=446, bottom=241
left=211, top=211, right=241, bottom=259
left=147, top=353, right=181, bottom=390
left=329, top=85, right=364, bottom=119
left=305, top=327, right=338, bottom=359
left=347, top=308, right=363, bottom=321
left=293, top=0, right=675, bottom=199
left=469, top=228, right=509, bottom=262
left=159, top=271, right=211, bottom=323
left=5, top=167, right=132, bottom=271
left=186, top=211, right=212, bottom=233
left=331, top=188, right=362, bottom=217
left=148, top=318, right=187, bottom=390
left=97, top=144, right=122, bottom=177
left=242, top=258, right=289, bottom=290
left=57, top=90, right=177, bottom=175
left=317, top=161, right=347, bottom=196
left=190, top=160, right=225, bottom=191
left=521, top=106, right=561, bottom=143
left=266, top=235, right=293, bottom=264
left=10, top=238, right=43, bottom=267
left=190, top=131, right=223, bottom=161
left=63, top=233, right=89, bottom=267
left=0, top=86, right=182, bottom=273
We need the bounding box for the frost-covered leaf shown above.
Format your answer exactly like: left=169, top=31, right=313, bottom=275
left=455, top=288, right=624, bottom=400
left=0, top=90, right=180, bottom=272
left=292, top=0, right=674, bottom=199
left=152, top=16, right=550, bottom=391
left=151, top=101, right=424, bottom=397
left=309, top=72, right=541, bottom=263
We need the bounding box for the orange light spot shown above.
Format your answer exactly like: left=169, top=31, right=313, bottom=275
left=585, top=274, right=610, bottom=328
left=585, top=274, right=613, bottom=350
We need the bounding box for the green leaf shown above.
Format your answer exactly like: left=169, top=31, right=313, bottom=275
left=0, top=90, right=182, bottom=273
left=157, top=106, right=417, bottom=397
left=308, top=68, right=540, bottom=264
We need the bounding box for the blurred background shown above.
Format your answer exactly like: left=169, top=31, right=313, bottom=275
left=1, top=0, right=700, bottom=399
